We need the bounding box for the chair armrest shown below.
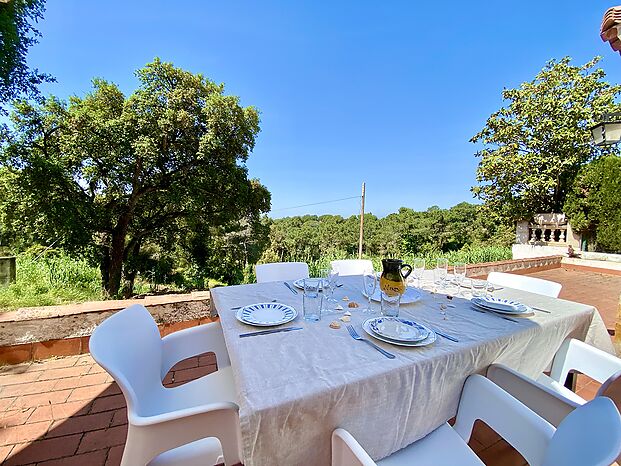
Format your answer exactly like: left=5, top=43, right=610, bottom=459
left=160, top=321, right=231, bottom=379
left=331, top=428, right=376, bottom=466
left=550, top=339, right=621, bottom=385
left=453, top=374, right=554, bottom=466
left=487, top=364, right=579, bottom=427
left=128, top=401, right=242, bottom=465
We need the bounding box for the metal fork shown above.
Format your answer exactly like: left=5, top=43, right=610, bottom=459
left=345, top=325, right=396, bottom=359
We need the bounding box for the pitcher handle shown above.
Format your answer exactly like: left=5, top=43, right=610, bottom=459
left=400, top=264, right=412, bottom=279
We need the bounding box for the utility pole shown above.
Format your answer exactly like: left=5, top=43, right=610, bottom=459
left=358, top=182, right=365, bottom=259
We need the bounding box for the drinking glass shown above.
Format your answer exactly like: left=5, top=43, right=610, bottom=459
left=380, top=292, right=400, bottom=317
left=303, top=278, right=322, bottom=321
left=453, top=262, right=467, bottom=296
left=320, top=268, right=340, bottom=312
left=362, top=272, right=377, bottom=314
left=412, top=258, right=425, bottom=288
left=435, top=258, right=448, bottom=291
left=471, top=279, right=487, bottom=298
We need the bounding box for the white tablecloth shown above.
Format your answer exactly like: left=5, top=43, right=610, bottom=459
left=211, top=274, right=613, bottom=466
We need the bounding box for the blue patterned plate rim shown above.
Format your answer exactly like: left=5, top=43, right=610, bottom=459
left=362, top=319, right=437, bottom=347
left=471, top=297, right=530, bottom=314
left=368, top=317, right=430, bottom=342
left=235, top=302, right=298, bottom=327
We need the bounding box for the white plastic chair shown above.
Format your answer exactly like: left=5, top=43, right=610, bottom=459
left=331, top=374, right=621, bottom=466
left=255, top=261, right=309, bottom=283
left=487, top=271, right=562, bottom=298
left=487, top=338, right=621, bottom=427
left=89, top=304, right=241, bottom=466
left=330, top=259, right=374, bottom=276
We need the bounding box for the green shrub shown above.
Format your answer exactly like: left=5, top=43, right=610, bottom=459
left=0, top=251, right=103, bottom=310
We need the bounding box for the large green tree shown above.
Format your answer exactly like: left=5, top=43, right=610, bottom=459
left=0, top=0, right=52, bottom=112
left=564, top=155, right=621, bottom=253
left=471, top=57, right=621, bottom=221
left=1, top=59, right=270, bottom=295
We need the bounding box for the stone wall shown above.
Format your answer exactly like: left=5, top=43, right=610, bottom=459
left=0, top=292, right=213, bottom=365
left=0, top=257, right=571, bottom=365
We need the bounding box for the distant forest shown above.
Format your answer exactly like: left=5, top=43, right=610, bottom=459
left=260, top=202, right=513, bottom=265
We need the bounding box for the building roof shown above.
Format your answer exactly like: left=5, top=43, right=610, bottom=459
left=601, top=6, right=621, bottom=55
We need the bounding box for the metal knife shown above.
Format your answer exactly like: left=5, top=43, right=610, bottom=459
left=239, top=327, right=303, bottom=338
left=472, top=307, right=519, bottom=323
left=432, top=330, right=459, bottom=342
left=530, top=306, right=551, bottom=314
left=284, top=281, right=298, bottom=294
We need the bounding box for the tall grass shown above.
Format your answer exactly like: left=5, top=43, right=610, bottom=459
left=0, top=245, right=512, bottom=309
left=0, top=252, right=103, bottom=310
left=290, top=245, right=512, bottom=278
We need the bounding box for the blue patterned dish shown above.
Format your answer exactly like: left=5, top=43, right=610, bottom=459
left=471, top=297, right=531, bottom=315
left=236, top=302, right=297, bottom=327
left=362, top=319, right=437, bottom=347
left=369, top=317, right=430, bottom=342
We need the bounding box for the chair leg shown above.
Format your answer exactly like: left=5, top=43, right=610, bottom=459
left=120, top=426, right=151, bottom=466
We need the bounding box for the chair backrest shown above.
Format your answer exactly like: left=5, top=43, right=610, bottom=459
left=550, top=339, right=621, bottom=386
left=255, top=262, right=309, bottom=283
left=453, top=374, right=554, bottom=466
left=487, top=272, right=562, bottom=298
left=331, top=428, right=377, bottom=466
left=89, top=304, right=163, bottom=417
left=330, top=260, right=374, bottom=276
left=542, top=397, right=621, bottom=466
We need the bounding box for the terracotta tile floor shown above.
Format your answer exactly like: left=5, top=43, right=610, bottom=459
left=526, top=268, right=621, bottom=331
left=0, top=353, right=217, bottom=465
left=0, top=267, right=619, bottom=465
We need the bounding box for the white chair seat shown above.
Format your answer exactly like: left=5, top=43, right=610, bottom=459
left=377, top=424, right=484, bottom=466
left=536, top=373, right=586, bottom=405
left=89, top=306, right=243, bottom=465
left=158, top=366, right=237, bottom=414
left=149, top=437, right=223, bottom=466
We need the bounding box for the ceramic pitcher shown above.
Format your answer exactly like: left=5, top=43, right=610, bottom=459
left=380, top=259, right=412, bottom=296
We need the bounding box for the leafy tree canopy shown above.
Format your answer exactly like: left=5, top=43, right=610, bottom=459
left=261, top=202, right=512, bottom=265
left=471, top=57, right=621, bottom=221
left=0, top=0, right=52, bottom=112
left=1, top=59, right=270, bottom=295
left=564, top=155, right=621, bottom=253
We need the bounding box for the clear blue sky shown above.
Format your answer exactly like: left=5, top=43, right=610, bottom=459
left=28, top=0, right=621, bottom=218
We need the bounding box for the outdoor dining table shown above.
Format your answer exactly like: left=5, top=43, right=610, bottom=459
left=210, top=273, right=614, bottom=466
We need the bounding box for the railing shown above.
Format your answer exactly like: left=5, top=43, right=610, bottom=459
left=528, top=224, right=567, bottom=244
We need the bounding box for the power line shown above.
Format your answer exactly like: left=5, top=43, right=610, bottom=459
left=270, top=195, right=361, bottom=213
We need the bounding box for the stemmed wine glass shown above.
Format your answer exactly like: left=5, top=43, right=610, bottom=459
left=321, top=268, right=340, bottom=312
left=412, top=258, right=425, bottom=288
left=453, top=262, right=467, bottom=296
left=435, top=258, right=448, bottom=291
left=362, top=271, right=377, bottom=314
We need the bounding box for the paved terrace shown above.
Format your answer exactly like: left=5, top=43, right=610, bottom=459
left=0, top=267, right=619, bottom=466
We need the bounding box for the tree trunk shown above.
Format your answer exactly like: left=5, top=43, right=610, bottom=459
left=122, top=237, right=142, bottom=299
left=100, top=243, right=111, bottom=296
left=105, top=214, right=132, bottom=297
left=107, top=234, right=125, bottom=297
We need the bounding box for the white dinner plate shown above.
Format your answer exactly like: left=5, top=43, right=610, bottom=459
left=368, top=317, right=431, bottom=342
left=363, top=287, right=422, bottom=304
left=236, top=302, right=297, bottom=327
left=362, top=319, right=437, bottom=347
left=293, top=278, right=326, bottom=290
left=471, top=297, right=531, bottom=315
